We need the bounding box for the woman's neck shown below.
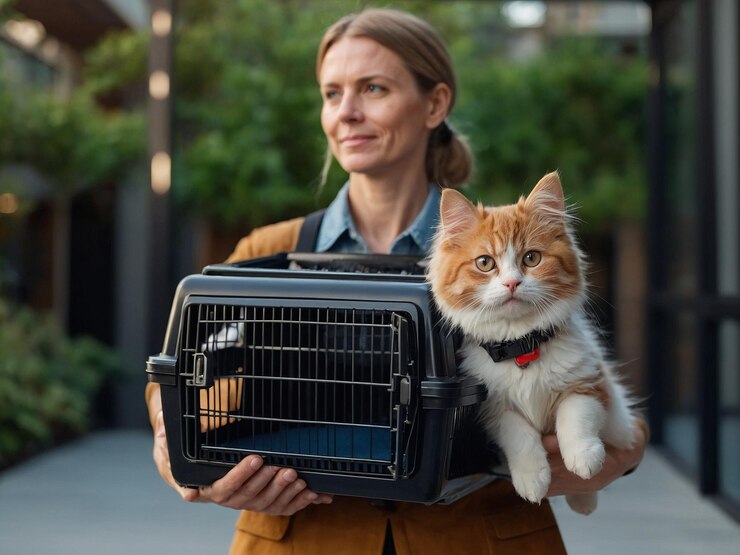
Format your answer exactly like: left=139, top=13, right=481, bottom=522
left=347, top=172, right=430, bottom=254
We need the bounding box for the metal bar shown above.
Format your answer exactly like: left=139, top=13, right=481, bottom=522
left=197, top=317, right=393, bottom=328
left=645, top=0, right=669, bottom=446
left=184, top=410, right=396, bottom=432
left=315, top=308, right=320, bottom=431
left=199, top=446, right=390, bottom=465
left=148, top=0, right=174, bottom=358
left=251, top=306, right=256, bottom=446
left=696, top=0, right=719, bottom=496
left=244, top=345, right=397, bottom=357
left=279, top=307, right=284, bottom=437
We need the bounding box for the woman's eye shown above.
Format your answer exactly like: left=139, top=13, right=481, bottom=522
left=367, top=84, right=384, bottom=94
left=475, top=256, right=495, bottom=272
left=522, top=251, right=542, bottom=268
left=323, top=90, right=339, bottom=101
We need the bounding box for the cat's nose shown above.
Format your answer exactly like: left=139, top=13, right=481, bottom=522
left=502, top=279, right=521, bottom=293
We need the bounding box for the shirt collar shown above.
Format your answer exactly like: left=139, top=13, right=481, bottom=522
left=315, top=182, right=440, bottom=255
left=397, top=183, right=440, bottom=254
left=315, top=182, right=359, bottom=252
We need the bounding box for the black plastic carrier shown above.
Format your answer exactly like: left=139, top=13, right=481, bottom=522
left=147, top=253, right=500, bottom=504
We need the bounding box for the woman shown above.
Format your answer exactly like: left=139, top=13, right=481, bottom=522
left=146, top=8, right=647, bottom=554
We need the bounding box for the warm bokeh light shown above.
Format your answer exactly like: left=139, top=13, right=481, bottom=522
left=0, top=193, right=19, bottom=214
left=149, top=70, right=170, bottom=99
left=4, top=19, right=46, bottom=49
left=151, top=152, right=171, bottom=194
left=502, top=1, right=547, bottom=28
left=151, top=9, right=172, bottom=37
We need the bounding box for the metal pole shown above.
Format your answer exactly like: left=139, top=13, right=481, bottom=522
left=148, top=0, right=174, bottom=355
left=696, top=0, right=719, bottom=495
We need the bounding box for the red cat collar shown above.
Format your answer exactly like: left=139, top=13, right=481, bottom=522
left=480, top=328, right=556, bottom=369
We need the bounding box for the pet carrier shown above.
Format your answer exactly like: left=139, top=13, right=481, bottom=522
left=146, top=253, right=501, bottom=504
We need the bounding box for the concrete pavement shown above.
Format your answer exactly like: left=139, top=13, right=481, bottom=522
left=0, top=430, right=738, bottom=554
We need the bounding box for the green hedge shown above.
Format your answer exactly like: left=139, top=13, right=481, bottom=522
left=0, top=300, right=120, bottom=467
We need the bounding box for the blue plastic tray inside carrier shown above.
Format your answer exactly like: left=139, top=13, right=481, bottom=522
left=224, top=423, right=392, bottom=462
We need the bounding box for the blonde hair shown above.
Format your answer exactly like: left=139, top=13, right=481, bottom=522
left=316, top=8, right=473, bottom=189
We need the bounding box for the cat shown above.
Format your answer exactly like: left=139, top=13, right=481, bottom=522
left=426, top=172, right=637, bottom=515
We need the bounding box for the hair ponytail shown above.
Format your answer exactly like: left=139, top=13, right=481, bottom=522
left=427, top=123, right=474, bottom=189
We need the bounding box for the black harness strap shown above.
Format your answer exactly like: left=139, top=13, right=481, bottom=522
left=295, top=209, right=326, bottom=252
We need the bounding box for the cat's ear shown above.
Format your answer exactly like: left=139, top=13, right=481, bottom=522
left=525, top=171, right=565, bottom=218
left=439, top=188, right=478, bottom=238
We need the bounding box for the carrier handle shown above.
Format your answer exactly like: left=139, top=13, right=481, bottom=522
left=146, top=354, right=177, bottom=386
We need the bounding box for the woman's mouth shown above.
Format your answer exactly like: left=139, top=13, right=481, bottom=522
left=340, top=135, right=374, bottom=147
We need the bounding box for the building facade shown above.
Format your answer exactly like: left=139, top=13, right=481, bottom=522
left=646, top=0, right=739, bottom=517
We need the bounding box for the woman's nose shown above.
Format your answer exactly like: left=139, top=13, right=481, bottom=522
left=337, top=92, right=362, bottom=123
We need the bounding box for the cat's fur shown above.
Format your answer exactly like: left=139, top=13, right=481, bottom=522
left=427, top=172, right=636, bottom=515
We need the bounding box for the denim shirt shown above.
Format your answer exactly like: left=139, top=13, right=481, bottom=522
left=315, top=182, right=441, bottom=256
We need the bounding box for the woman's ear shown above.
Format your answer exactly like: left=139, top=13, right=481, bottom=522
left=426, top=82, right=452, bottom=129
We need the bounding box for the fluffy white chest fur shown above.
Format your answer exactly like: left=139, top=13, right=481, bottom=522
left=458, top=312, right=636, bottom=514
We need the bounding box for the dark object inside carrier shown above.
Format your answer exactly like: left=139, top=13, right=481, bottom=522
left=147, top=253, right=500, bottom=504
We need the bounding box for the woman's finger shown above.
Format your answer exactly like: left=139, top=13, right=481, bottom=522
left=237, top=468, right=302, bottom=512
left=261, top=476, right=311, bottom=514
left=278, top=488, right=323, bottom=515
left=201, top=456, right=276, bottom=505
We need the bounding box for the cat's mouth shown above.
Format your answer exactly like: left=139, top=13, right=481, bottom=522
left=503, top=294, right=522, bottom=305
left=498, top=295, right=533, bottom=312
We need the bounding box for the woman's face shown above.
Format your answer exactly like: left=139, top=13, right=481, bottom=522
left=319, top=36, right=443, bottom=179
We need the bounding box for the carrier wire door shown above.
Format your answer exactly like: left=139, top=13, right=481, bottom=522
left=178, top=299, right=418, bottom=479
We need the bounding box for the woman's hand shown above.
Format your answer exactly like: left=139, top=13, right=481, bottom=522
left=152, top=410, right=333, bottom=514
left=544, top=420, right=648, bottom=498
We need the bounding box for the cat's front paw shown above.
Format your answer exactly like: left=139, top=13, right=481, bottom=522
left=510, top=463, right=551, bottom=504
left=561, top=440, right=605, bottom=480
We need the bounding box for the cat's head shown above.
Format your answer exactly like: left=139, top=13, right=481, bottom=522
left=427, top=172, right=585, bottom=341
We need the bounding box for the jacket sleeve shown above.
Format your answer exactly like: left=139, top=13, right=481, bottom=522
left=225, top=217, right=304, bottom=262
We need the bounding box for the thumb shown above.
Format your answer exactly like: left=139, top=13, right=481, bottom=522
left=542, top=434, right=560, bottom=455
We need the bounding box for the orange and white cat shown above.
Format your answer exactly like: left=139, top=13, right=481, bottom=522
left=427, top=172, right=636, bottom=514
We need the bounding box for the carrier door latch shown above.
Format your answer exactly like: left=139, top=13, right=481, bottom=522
left=399, top=376, right=412, bottom=405
left=186, top=353, right=209, bottom=387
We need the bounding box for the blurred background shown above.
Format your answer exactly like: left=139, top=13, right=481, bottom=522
left=0, top=0, right=737, bottom=532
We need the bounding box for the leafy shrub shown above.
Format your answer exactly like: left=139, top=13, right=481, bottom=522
left=455, top=39, right=647, bottom=227
left=0, top=299, right=120, bottom=467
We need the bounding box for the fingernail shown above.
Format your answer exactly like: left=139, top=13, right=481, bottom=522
left=249, top=457, right=263, bottom=470
left=283, top=469, right=297, bottom=482
left=306, top=492, right=318, bottom=501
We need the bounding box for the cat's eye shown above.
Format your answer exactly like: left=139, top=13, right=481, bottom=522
left=475, top=255, right=495, bottom=272
left=522, top=251, right=542, bottom=268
